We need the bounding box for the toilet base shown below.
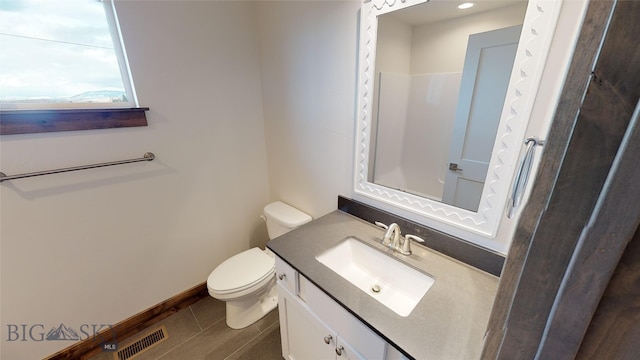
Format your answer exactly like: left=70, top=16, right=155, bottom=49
left=224, top=279, right=278, bottom=329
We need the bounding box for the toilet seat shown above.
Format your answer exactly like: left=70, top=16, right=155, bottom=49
left=207, top=248, right=275, bottom=296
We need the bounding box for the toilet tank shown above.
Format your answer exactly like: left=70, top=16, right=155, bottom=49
left=264, top=201, right=312, bottom=239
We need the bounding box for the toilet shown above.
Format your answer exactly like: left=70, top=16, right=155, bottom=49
left=207, top=201, right=312, bottom=329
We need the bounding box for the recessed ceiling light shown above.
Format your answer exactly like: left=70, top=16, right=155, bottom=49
left=458, top=2, right=475, bottom=10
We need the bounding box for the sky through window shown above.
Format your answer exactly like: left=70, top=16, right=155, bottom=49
left=0, top=0, right=129, bottom=106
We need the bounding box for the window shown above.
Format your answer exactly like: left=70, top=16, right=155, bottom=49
left=0, top=0, right=147, bottom=134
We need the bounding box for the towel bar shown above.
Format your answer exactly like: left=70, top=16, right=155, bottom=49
left=0, top=152, right=155, bottom=183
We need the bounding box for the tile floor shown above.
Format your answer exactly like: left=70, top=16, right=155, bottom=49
left=89, top=297, right=282, bottom=360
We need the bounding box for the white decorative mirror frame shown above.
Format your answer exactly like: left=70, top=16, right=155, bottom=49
left=354, top=0, right=564, bottom=250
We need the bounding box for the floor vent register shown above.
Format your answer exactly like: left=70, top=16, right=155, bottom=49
left=114, top=326, right=168, bottom=360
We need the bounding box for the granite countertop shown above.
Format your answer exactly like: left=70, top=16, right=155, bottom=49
left=267, top=210, right=499, bottom=360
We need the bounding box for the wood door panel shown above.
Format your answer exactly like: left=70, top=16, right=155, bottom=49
left=576, top=227, right=640, bottom=360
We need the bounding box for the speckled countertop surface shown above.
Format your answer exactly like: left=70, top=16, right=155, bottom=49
left=267, top=210, right=499, bottom=360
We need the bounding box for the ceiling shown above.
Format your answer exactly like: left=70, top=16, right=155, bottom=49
left=387, top=0, right=528, bottom=26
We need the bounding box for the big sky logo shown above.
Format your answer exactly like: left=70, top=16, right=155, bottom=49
left=45, top=323, right=81, bottom=341
left=5, top=323, right=117, bottom=350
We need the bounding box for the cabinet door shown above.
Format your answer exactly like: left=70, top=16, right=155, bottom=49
left=299, top=274, right=387, bottom=359
left=278, top=283, right=336, bottom=360
left=335, top=336, right=366, bottom=360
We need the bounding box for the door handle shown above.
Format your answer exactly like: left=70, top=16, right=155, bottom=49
left=508, top=137, right=545, bottom=218
left=449, top=163, right=463, bottom=171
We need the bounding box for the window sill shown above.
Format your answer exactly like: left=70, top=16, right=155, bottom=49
left=0, top=107, right=149, bottom=135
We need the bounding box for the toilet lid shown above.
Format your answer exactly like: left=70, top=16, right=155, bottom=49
left=208, top=248, right=274, bottom=293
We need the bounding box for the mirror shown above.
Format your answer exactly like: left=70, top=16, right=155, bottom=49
left=371, top=1, right=527, bottom=212
left=354, top=0, right=564, bottom=251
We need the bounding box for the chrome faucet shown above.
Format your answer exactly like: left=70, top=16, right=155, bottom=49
left=375, top=221, right=425, bottom=255
left=375, top=222, right=401, bottom=250
left=384, top=223, right=402, bottom=250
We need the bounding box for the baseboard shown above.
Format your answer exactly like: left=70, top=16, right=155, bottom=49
left=44, top=282, right=209, bottom=360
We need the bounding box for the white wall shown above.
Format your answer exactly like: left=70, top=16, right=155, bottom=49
left=374, top=72, right=411, bottom=186
left=372, top=13, right=413, bottom=158
left=374, top=72, right=461, bottom=202
left=255, top=1, right=359, bottom=217
left=0, top=2, right=271, bottom=358
left=402, top=73, right=461, bottom=200
left=411, top=3, right=527, bottom=74
left=375, top=14, right=413, bottom=74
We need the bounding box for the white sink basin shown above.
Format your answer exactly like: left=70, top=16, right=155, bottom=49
left=315, top=237, right=434, bottom=317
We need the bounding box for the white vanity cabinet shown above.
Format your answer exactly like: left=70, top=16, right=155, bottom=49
left=277, top=282, right=365, bottom=359
left=275, top=256, right=408, bottom=360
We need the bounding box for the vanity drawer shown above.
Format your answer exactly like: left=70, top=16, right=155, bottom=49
left=275, top=255, right=298, bottom=294
left=298, top=274, right=387, bottom=359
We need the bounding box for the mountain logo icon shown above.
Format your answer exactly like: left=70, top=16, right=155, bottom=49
left=45, top=323, right=81, bottom=341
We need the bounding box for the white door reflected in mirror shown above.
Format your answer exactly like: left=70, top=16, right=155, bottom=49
left=442, top=25, right=522, bottom=211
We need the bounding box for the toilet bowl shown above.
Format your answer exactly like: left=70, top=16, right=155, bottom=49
left=207, top=247, right=278, bottom=329
left=207, top=201, right=311, bottom=329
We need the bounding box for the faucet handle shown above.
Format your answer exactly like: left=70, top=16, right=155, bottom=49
left=405, top=234, right=425, bottom=243
left=400, top=234, right=425, bottom=255
left=374, top=221, right=388, bottom=230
